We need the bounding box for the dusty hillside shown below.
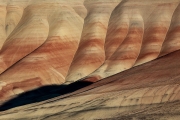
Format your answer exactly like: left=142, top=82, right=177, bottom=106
left=1, top=47, right=180, bottom=120
left=0, top=0, right=180, bottom=101
left=0, top=0, right=180, bottom=119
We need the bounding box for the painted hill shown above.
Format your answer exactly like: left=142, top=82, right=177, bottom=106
left=0, top=0, right=180, bottom=101
left=1, top=46, right=180, bottom=120
left=0, top=0, right=180, bottom=119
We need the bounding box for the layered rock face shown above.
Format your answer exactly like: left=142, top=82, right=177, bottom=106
left=0, top=0, right=180, bottom=104
left=0, top=0, right=86, bottom=100
left=0, top=0, right=180, bottom=119
left=1, top=47, right=180, bottom=120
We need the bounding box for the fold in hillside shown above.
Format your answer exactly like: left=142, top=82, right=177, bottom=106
left=0, top=0, right=85, bottom=101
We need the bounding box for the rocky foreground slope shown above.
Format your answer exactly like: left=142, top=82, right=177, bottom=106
left=0, top=0, right=180, bottom=119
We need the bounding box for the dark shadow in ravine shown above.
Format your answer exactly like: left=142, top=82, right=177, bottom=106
left=0, top=81, right=93, bottom=111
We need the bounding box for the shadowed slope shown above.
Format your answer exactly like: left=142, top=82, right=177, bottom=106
left=0, top=81, right=92, bottom=111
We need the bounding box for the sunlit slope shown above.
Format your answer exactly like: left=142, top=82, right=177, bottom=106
left=0, top=0, right=180, bottom=100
